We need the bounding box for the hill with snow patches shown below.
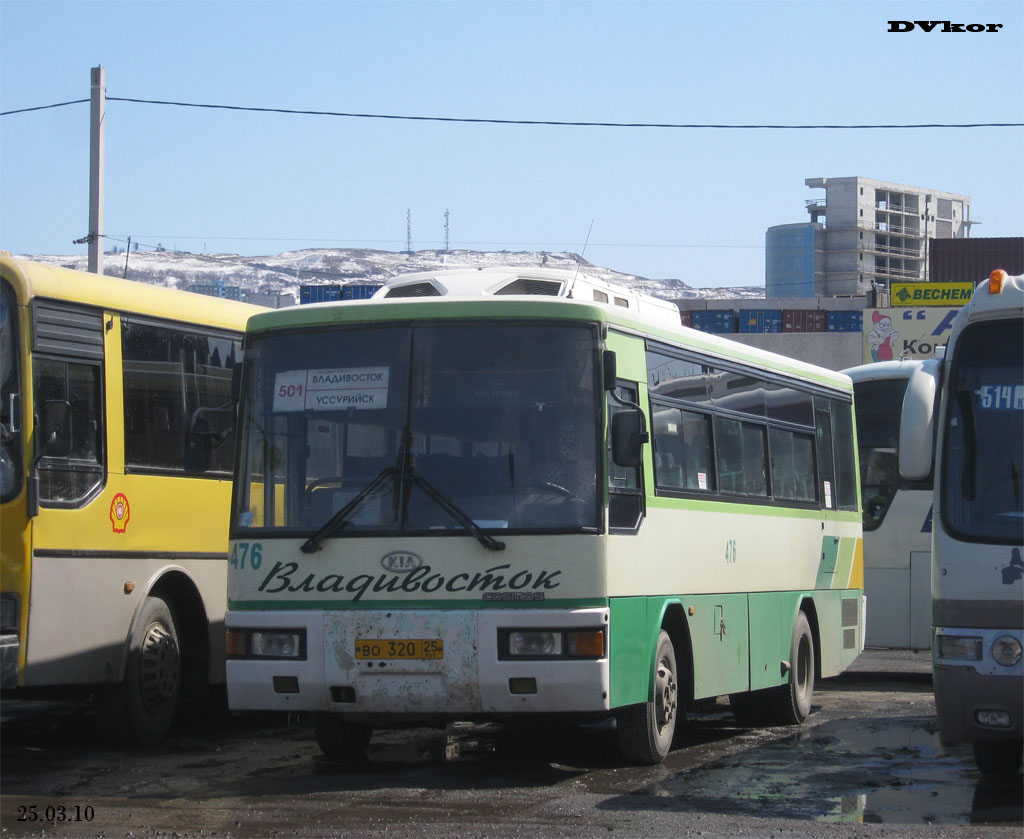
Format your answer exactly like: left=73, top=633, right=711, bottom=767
left=20, top=247, right=765, bottom=304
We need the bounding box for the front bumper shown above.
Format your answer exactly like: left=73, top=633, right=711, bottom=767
left=226, top=607, right=611, bottom=718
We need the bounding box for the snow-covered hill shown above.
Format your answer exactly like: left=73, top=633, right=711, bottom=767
left=21, top=247, right=765, bottom=304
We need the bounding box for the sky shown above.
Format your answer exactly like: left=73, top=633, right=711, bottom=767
left=1, top=0, right=1022, bottom=288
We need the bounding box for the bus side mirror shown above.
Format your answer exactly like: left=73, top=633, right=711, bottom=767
left=612, top=408, right=649, bottom=467
left=898, top=360, right=939, bottom=482
left=38, top=400, right=72, bottom=459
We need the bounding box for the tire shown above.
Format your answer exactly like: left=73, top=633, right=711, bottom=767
left=101, top=595, right=182, bottom=744
left=972, top=739, right=1023, bottom=776
left=312, top=712, right=374, bottom=761
left=767, top=610, right=815, bottom=725
left=616, top=630, right=679, bottom=765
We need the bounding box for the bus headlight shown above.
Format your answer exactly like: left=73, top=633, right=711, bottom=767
left=502, top=629, right=605, bottom=659
left=991, top=636, right=1023, bottom=667
left=936, top=635, right=983, bottom=661
left=226, top=629, right=306, bottom=660
left=508, top=631, right=562, bottom=657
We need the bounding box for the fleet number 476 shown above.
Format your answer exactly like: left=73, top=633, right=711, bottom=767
left=230, top=542, right=263, bottom=570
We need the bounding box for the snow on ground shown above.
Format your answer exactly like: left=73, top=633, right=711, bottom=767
left=20, top=247, right=765, bottom=303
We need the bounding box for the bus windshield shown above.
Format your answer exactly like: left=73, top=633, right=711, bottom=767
left=941, top=319, right=1024, bottom=544
left=0, top=281, right=19, bottom=502
left=234, top=321, right=601, bottom=539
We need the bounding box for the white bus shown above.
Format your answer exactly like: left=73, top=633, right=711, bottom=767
left=224, top=267, right=864, bottom=765
left=844, top=361, right=933, bottom=650
left=900, top=269, right=1023, bottom=776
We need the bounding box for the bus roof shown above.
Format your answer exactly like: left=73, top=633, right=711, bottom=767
left=249, top=272, right=853, bottom=394
left=1, top=254, right=265, bottom=331
left=843, top=359, right=926, bottom=383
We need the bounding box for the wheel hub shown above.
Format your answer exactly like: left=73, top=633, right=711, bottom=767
left=655, top=661, right=677, bottom=731
left=139, top=623, right=180, bottom=712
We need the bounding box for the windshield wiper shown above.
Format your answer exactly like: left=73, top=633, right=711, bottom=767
left=409, top=473, right=506, bottom=552
left=301, top=466, right=396, bottom=553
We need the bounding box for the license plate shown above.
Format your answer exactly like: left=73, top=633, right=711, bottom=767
left=354, top=639, right=444, bottom=660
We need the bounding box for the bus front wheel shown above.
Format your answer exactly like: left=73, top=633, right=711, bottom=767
left=616, top=630, right=679, bottom=765
left=312, top=712, right=373, bottom=761
left=101, top=594, right=182, bottom=744
left=973, top=739, right=1023, bottom=776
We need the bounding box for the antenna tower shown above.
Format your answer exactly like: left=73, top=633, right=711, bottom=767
left=405, top=209, right=413, bottom=254
left=444, top=208, right=450, bottom=252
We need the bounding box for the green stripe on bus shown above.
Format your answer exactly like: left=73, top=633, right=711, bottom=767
left=227, top=598, right=608, bottom=611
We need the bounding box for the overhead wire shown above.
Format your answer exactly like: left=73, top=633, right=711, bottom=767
left=2, top=95, right=1021, bottom=128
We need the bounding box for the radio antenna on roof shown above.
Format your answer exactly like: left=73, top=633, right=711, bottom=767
left=569, top=219, right=594, bottom=298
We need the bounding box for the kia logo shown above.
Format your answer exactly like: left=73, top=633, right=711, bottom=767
left=381, top=551, right=423, bottom=573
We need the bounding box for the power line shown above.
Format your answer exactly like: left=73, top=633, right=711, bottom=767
left=104, top=97, right=1024, bottom=129
left=102, top=233, right=766, bottom=250
left=0, top=98, right=89, bottom=116
left=2, top=95, right=1021, bottom=129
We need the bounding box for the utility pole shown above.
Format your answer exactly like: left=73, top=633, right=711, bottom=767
left=405, top=209, right=413, bottom=254
left=88, top=66, right=106, bottom=276
left=444, top=208, right=450, bottom=252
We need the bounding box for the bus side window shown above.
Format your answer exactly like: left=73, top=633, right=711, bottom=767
left=34, top=358, right=105, bottom=505
left=715, top=416, right=768, bottom=497
left=652, top=404, right=715, bottom=493
left=831, top=398, right=859, bottom=511
left=123, top=320, right=241, bottom=475
left=815, top=397, right=836, bottom=509
left=608, top=384, right=644, bottom=530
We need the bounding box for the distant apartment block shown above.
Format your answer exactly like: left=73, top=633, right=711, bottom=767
left=188, top=280, right=243, bottom=301
left=766, top=176, right=973, bottom=298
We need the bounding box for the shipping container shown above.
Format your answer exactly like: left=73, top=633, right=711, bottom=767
left=342, top=284, right=382, bottom=300
left=299, top=284, right=343, bottom=304
left=826, top=311, right=863, bottom=333
left=738, top=308, right=782, bottom=334
left=929, top=237, right=1023, bottom=284
left=691, top=309, right=736, bottom=333
left=782, top=309, right=826, bottom=333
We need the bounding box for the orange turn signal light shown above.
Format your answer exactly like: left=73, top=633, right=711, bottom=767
left=225, top=629, right=248, bottom=657
left=989, top=269, right=1007, bottom=295
left=567, top=630, right=605, bottom=657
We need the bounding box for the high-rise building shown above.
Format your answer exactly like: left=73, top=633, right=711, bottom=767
left=766, top=176, right=973, bottom=298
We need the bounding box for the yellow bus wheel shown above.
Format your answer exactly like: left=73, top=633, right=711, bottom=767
left=101, top=595, right=182, bottom=744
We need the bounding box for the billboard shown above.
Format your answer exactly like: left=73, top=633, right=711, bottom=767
left=890, top=282, right=975, bottom=307
left=863, top=308, right=960, bottom=364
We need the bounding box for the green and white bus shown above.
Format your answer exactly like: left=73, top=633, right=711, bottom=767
left=224, top=268, right=864, bottom=765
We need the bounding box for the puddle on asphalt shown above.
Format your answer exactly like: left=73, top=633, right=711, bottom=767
left=305, top=715, right=1021, bottom=825
left=611, top=715, right=1022, bottom=825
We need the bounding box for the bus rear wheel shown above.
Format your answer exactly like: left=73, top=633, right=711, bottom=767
left=768, top=610, right=815, bottom=724
left=616, top=630, right=679, bottom=765
left=312, top=712, right=373, bottom=761
left=973, top=739, right=1023, bottom=776
left=101, top=594, right=182, bottom=744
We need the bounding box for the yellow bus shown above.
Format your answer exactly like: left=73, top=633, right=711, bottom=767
left=1, top=254, right=264, bottom=743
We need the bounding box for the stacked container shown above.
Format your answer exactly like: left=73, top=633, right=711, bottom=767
left=738, top=309, right=783, bottom=334
left=299, top=285, right=343, bottom=304
left=782, top=310, right=827, bottom=333
left=691, top=309, right=736, bottom=334
left=826, top=311, right=864, bottom=332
